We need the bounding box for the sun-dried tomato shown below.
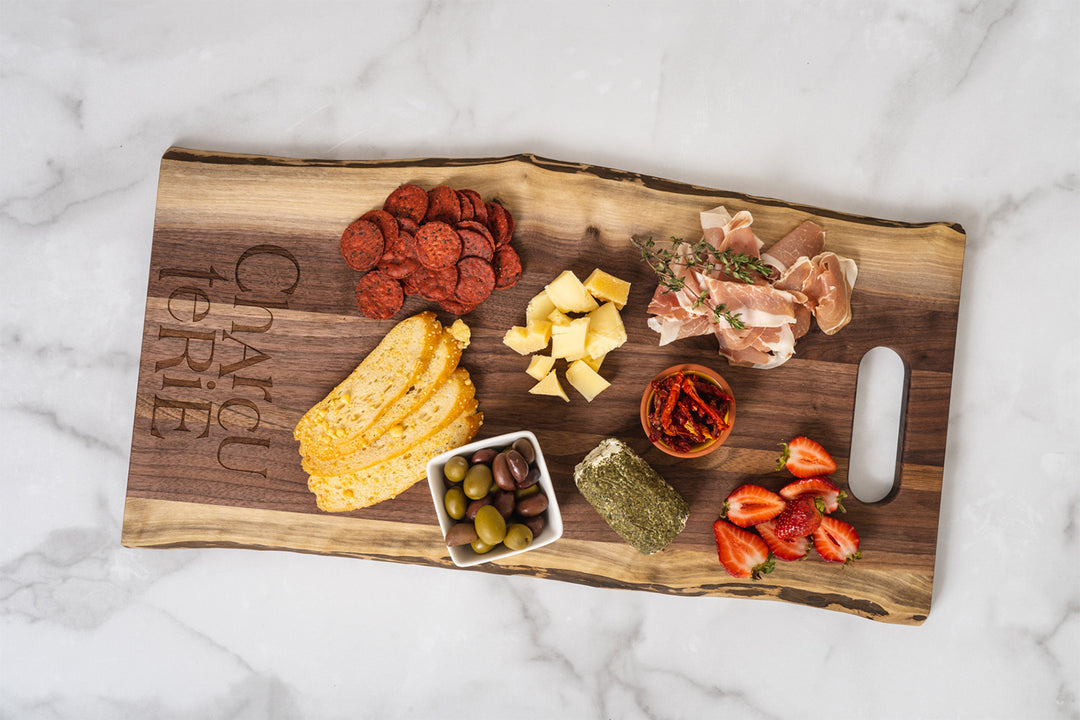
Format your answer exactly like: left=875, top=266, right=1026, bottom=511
left=647, top=370, right=732, bottom=451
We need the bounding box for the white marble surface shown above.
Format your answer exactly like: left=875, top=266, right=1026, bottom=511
left=2, top=1, right=1078, bottom=717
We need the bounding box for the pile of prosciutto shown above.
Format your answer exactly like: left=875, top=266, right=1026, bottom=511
left=645, top=206, right=858, bottom=369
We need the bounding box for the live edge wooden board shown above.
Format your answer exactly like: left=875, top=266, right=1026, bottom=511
left=123, top=147, right=966, bottom=625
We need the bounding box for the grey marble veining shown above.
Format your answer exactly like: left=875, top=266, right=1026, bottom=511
left=2, top=1, right=1078, bottom=718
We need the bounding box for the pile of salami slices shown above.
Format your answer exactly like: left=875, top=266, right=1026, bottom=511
left=341, top=183, right=523, bottom=319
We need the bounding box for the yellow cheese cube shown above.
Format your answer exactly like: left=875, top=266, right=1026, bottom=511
left=583, top=268, right=631, bottom=309
left=528, top=369, right=569, bottom=402
left=548, top=308, right=573, bottom=327
left=566, top=360, right=611, bottom=402
left=583, top=353, right=606, bottom=372
left=545, top=270, right=599, bottom=313
left=502, top=322, right=551, bottom=355
left=525, top=291, right=557, bottom=325
left=584, top=301, right=628, bottom=359
left=526, top=354, right=556, bottom=381
left=550, top=316, right=589, bottom=359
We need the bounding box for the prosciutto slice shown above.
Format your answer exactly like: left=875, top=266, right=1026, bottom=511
left=761, top=220, right=825, bottom=274
left=644, top=206, right=858, bottom=368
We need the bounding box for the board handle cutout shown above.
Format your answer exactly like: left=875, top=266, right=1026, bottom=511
left=849, top=346, right=909, bottom=503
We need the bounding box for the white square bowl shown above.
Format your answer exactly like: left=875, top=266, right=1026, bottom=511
left=426, top=430, right=563, bottom=567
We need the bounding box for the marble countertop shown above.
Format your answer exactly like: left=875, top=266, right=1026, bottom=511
left=3, top=1, right=1077, bottom=718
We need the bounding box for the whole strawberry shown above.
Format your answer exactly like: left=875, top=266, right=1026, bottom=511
left=773, top=496, right=823, bottom=540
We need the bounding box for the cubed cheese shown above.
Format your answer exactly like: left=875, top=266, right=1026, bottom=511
left=548, top=308, right=573, bottom=327
left=525, top=354, right=556, bottom=381
left=566, top=360, right=611, bottom=402
left=583, top=268, right=631, bottom=309
left=583, top=352, right=606, bottom=372
left=550, top=316, right=589, bottom=359
left=545, top=270, right=599, bottom=313
left=502, top=322, right=551, bottom=355
left=584, top=301, right=628, bottom=359
left=525, top=290, right=557, bottom=325
left=528, top=369, right=569, bottom=402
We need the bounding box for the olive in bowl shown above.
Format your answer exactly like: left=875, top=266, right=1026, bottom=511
left=427, top=430, right=564, bottom=568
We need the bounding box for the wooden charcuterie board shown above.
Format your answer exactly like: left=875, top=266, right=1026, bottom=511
left=122, top=147, right=966, bottom=624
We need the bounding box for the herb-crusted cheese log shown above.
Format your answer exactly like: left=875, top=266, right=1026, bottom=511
left=573, top=438, right=689, bottom=555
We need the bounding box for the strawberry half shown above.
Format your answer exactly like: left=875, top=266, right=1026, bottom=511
left=713, top=519, right=775, bottom=579
left=721, top=484, right=785, bottom=527
left=780, top=476, right=846, bottom=513
left=812, top=515, right=862, bottom=563
left=777, top=436, right=838, bottom=478
left=756, top=518, right=810, bottom=561
left=773, top=496, right=823, bottom=540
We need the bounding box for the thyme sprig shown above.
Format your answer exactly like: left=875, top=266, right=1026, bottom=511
left=633, top=235, right=773, bottom=331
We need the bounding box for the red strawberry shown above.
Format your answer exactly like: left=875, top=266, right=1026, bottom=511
left=756, top=518, right=810, bottom=561
left=780, top=476, right=846, bottom=513
left=812, top=516, right=862, bottom=563
left=713, top=519, right=775, bottom=579
left=773, top=496, right=823, bottom=539
left=777, top=436, right=838, bottom=478
left=721, top=484, right=785, bottom=528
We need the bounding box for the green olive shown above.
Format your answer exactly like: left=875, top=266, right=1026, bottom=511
left=444, top=456, right=469, bottom=483
left=503, top=523, right=534, bottom=551
left=443, top=486, right=467, bottom=520
left=474, top=504, right=507, bottom=545
left=514, top=484, right=540, bottom=500
left=471, top=538, right=495, bottom=554
left=463, top=463, right=494, bottom=500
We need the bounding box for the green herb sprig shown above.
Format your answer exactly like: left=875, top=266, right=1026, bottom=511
left=632, top=235, right=773, bottom=330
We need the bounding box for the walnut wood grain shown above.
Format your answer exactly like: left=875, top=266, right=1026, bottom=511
left=122, top=147, right=966, bottom=624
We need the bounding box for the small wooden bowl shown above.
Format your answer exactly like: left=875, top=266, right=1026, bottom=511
left=639, top=364, right=736, bottom=458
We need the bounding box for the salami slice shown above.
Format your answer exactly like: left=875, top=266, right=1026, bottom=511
left=384, top=184, right=428, bottom=224
left=438, top=296, right=479, bottom=316
left=411, top=264, right=459, bottom=302
left=493, top=244, right=523, bottom=289
left=396, top=216, right=419, bottom=236
left=455, top=220, right=495, bottom=251
left=456, top=190, right=475, bottom=221
left=360, top=209, right=399, bottom=247
left=425, top=184, right=461, bottom=225
left=340, top=219, right=385, bottom=272
left=415, top=221, right=462, bottom=269
left=485, top=202, right=511, bottom=247
left=355, top=270, right=404, bottom=320
left=377, top=229, right=420, bottom=279
left=453, top=256, right=496, bottom=306
left=458, top=227, right=494, bottom=262
left=459, top=189, right=487, bottom=225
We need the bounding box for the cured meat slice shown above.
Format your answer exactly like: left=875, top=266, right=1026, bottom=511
left=485, top=202, right=512, bottom=246
left=383, top=184, right=428, bottom=224
left=804, top=252, right=857, bottom=335
left=355, top=270, right=404, bottom=320
left=438, top=297, right=479, bottom=316
left=425, top=184, right=462, bottom=225
left=456, top=220, right=495, bottom=250
left=340, top=219, right=385, bottom=272
left=404, top=264, right=458, bottom=302
left=453, top=257, right=496, bottom=305
left=761, top=221, right=825, bottom=274
left=377, top=229, right=420, bottom=279
left=699, top=275, right=799, bottom=328
left=456, top=190, right=475, bottom=221
left=492, top=245, right=522, bottom=289
left=396, top=216, right=419, bottom=235
left=458, top=227, right=494, bottom=262
left=701, top=207, right=762, bottom=258
left=360, top=209, right=400, bottom=248
left=458, top=189, right=487, bottom=224
left=415, top=221, right=462, bottom=269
